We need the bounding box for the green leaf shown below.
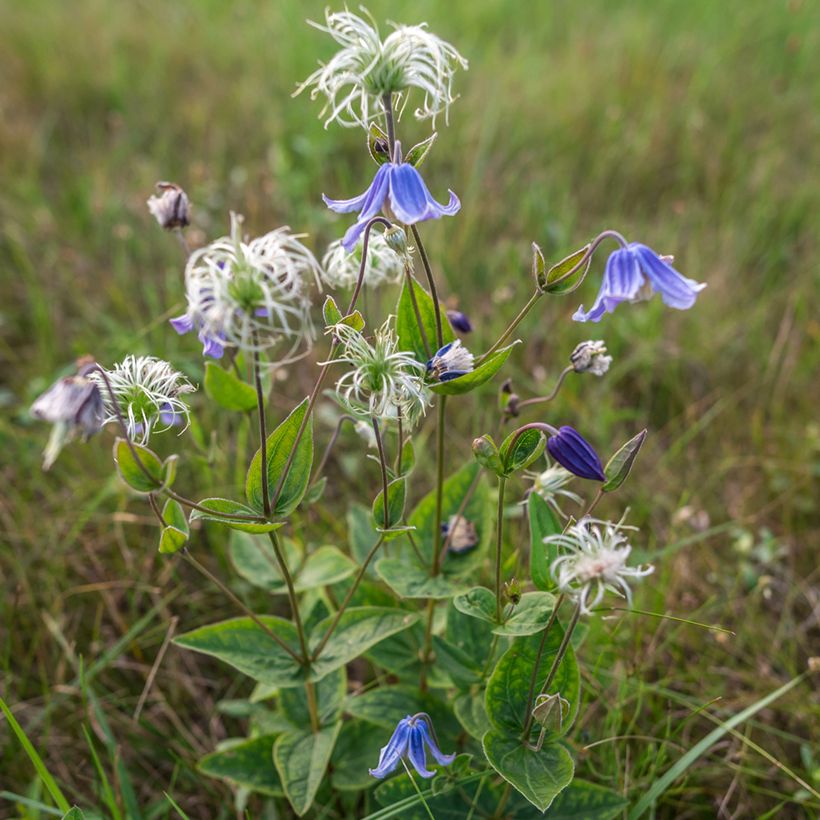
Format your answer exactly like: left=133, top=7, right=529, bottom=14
left=483, top=730, right=574, bottom=812
left=112, top=438, right=163, bottom=493
left=471, top=434, right=503, bottom=475
left=430, top=342, right=520, bottom=396
left=396, top=276, right=454, bottom=361
left=485, top=628, right=580, bottom=743
left=432, top=635, right=484, bottom=688
left=159, top=526, right=187, bottom=554
left=204, top=362, right=257, bottom=411
left=199, top=736, right=283, bottom=796
left=454, top=692, right=492, bottom=740
left=529, top=493, right=562, bottom=592
left=280, top=666, right=346, bottom=728
left=245, top=398, right=313, bottom=516
left=542, top=244, right=592, bottom=294
left=452, top=586, right=497, bottom=624
left=532, top=242, right=547, bottom=290
left=309, top=607, right=420, bottom=682
left=62, top=810, right=85, bottom=820
left=189, top=498, right=281, bottom=533
left=499, top=427, right=546, bottom=476
left=398, top=439, right=415, bottom=475
left=367, top=122, right=391, bottom=166
left=159, top=499, right=189, bottom=554
left=544, top=779, right=628, bottom=819
left=404, top=132, right=437, bottom=167
left=348, top=503, right=380, bottom=573
left=322, top=295, right=343, bottom=328
left=302, top=476, right=327, bottom=506
left=372, top=477, right=406, bottom=530
left=376, top=557, right=470, bottom=599
left=330, top=720, right=385, bottom=791
left=174, top=616, right=303, bottom=688
left=162, top=455, right=178, bottom=489
left=274, top=722, right=341, bottom=816
left=162, top=498, right=188, bottom=533
left=603, top=428, right=647, bottom=493
left=365, top=624, right=453, bottom=690
left=493, top=591, right=557, bottom=637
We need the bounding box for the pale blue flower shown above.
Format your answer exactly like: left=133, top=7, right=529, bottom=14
left=369, top=713, right=455, bottom=779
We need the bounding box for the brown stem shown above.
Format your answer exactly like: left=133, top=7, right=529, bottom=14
left=403, top=266, right=432, bottom=359
left=410, top=225, right=444, bottom=349
left=431, top=398, right=448, bottom=575
left=516, top=366, right=574, bottom=411
left=521, top=593, right=565, bottom=733
left=252, top=338, right=271, bottom=518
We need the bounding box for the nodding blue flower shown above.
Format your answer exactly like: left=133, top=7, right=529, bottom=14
left=446, top=309, right=472, bottom=334
left=170, top=311, right=226, bottom=359
left=547, top=426, right=606, bottom=482
left=573, top=243, right=705, bottom=323
left=369, top=713, right=455, bottom=779
left=323, top=143, right=460, bottom=252
left=426, top=339, right=474, bottom=382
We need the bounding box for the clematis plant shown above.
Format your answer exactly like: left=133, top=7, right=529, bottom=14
left=27, top=7, right=708, bottom=817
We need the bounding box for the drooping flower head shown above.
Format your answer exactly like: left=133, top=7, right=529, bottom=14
left=570, top=340, right=612, bottom=376
left=30, top=357, right=105, bottom=469
left=547, top=517, right=654, bottom=614
left=324, top=145, right=460, bottom=252
left=91, top=355, right=195, bottom=444
left=321, top=233, right=405, bottom=290
left=297, top=9, right=468, bottom=129
left=147, top=182, right=190, bottom=230
left=440, top=514, right=479, bottom=554
left=574, top=243, right=705, bottom=323
left=369, top=713, right=455, bottom=779
left=326, top=319, right=430, bottom=423
left=524, top=463, right=582, bottom=519
left=546, top=426, right=606, bottom=482
left=172, top=213, right=321, bottom=360
left=426, top=339, right=474, bottom=382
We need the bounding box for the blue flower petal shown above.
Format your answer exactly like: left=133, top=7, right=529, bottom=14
left=573, top=247, right=643, bottom=323
left=170, top=313, right=194, bottom=334
left=632, top=244, right=705, bottom=310
left=406, top=724, right=435, bottom=778
left=388, top=164, right=432, bottom=223
left=416, top=718, right=456, bottom=768
left=369, top=717, right=412, bottom=779
left=323, top=164, right=391, bottom=215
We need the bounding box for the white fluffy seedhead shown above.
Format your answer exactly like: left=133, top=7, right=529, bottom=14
left=296, top=8, right=468, bottom=128
left=321, top=234, right=405, bottom=290
left=182, top=213, right=322, bottom=360
left=524, top=463, right=583, bottom=519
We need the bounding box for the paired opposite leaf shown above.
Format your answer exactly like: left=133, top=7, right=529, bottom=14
left=404, top=132, right=437, bottom=167
left=536, top=243, right=592, bottom=294
left=159, top=498, right=188, bottom=554
left=245, top=398, right=313, bottom=517
left=604, top=429, right=647, bottom=492
left=204, top=362, right=258, bottom=412
left=499, top=426, right=545, bottom=475
left=199, top=736, right=283, bottom=796
left=372, top=477, right=406, bottom=531
left=113, top=438, right=164, bottom=493
left=367, top=123, right=391, bottom=166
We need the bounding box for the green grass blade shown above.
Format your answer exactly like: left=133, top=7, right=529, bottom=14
left=163, top=793, right=192, bottom=820
left=0, top=791, right=63, bottom=816
left=0, top=695, right=71, bottom=813
left=82, top=726, right=122, bottom=820
left=361, top=772, right=485, bottom=820
left=628, top=672, right=808, bottom=818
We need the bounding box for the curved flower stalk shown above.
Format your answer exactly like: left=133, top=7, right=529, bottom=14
left=547, top=517, right=654, bottom=615
left=324, top=149, right=460, bottom=251
left=369, top=713, right=455, bottom=778
left=296, top=8, right=468, bottom=129
left=325, top=319, right=430, bottom=423
left=574, top=243, right=705, bottom=323
left=321, top=233, right=404, bottom=290
left=91, top=355, right=195, bottom=444
left=171, top=213, right=322, bottom=360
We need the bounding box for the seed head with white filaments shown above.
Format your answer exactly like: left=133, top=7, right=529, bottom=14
left=174, top=213, right=322, bottom=360
left=326, top=320, right=430, bottom=423
left=547, top=517, right=654, bottom=615
left=321, top=234, right=405, bottom=290
left=92, top=356, right=195, bottom=444
left=524, top=463, right=583, bottom=519
left=296, top=9, right=468, bottom=129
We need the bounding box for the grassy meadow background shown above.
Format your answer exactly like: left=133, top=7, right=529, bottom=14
left=1, top=0, right=818, bottom=816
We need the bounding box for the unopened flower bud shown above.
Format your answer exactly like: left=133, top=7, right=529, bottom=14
left=570, top=340, right=612, bottom=376
left=503, top=577, right=522, bottom=605
left=383, top=225, right=408, bottom=257
left=446, top=309, right=472, bottom=334
left=147, top=182, right=190, bottom=230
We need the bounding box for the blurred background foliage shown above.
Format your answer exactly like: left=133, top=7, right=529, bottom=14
left=0, top=0, right=818, bottom=817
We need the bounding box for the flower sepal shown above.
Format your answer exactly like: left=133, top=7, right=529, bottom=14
left=404, top=132, right=438, bottom=168
left=535, top=242, right=592, bottom=294
left=367, top=123, right=392, bottom=166
left=603, top=429, right=647, bottom=493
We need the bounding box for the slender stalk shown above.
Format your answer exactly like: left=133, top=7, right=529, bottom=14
left=311, top=414, right=356, bottom=484
left=479, top=290, right=541, bottom=364
left=304, top=681, right=320, bottom=734
left=395, top=414, right=404, bottom=474
left=372, top=418, right=391, bottom=530
left=400, top=760, right=435, bottom=820
left=181, top=551, right=301, bottom=663
left=431, top=398, right=448, bottom=575
left=403, top=265, right=432, bottom=358
left=410, top=225, right=443, bottom=348
left=494, top=476, right=508, bottom=623
left=252, top=338, right=271, bottom=518
left=267, top=532, right=310, bottom=660
left=382, top=93, right=396, bottom=156
left=311, top=534, right=385, bottom=661
left=516, top=366, right=574, bottom=411
left=435, top=467, right=482, bottom=571
left=521, top=593, right=565, bottom=733
left=521, top=600, right=582, bottom=740
left=269, top=216, right=390, bottom=511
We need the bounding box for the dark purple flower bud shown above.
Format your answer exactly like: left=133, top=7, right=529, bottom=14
left=446, top=309, right=472, bottom=334
left=546, top=426, right=606, bottom=482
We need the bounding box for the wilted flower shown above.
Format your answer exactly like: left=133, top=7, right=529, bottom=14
left=440, top=514, right=478, bottom=553
left=574, top=243, right=705, bottom=323
left=570, top=340, right=612, bottom=376
left=524, top=463, right=582, bottom=519
left=321, top=234, right=404, bottom=290
left=297, top=9, right=468, bottom=129
left=369, top=713, right=455, bottom=779
left=547, top=517, right=654, bottom=614
left=446, top=309, right=472, bottom=334
left=546, top=426, right=606, bottom=482
left=326, top=320, right=429, bottom=423
left=426, top=339, right=474, bottom=382
left=30, top=358, right=105, bottom=469
left=171, top=213, right=321, bottom=359
left=92, top=355, right=195, bottom=444
left=147, top=182, right=190, bottom=230
left=324, top=147, right=460, bottom=251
